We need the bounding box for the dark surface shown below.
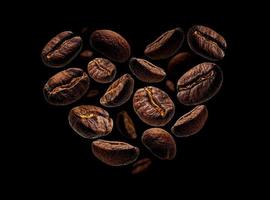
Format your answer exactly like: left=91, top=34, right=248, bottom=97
left=9, top=4, right=247, bottom=190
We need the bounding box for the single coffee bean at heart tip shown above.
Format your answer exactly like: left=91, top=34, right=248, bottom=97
left=92, top=139, right=140, bottom=166
left=68, top=105, right=113, bottom=139
left=131, top=158, right=152, bottom=175
left=187, top=25, right=227, bottom=61
left=142, top=128, right=176, bottom=160
left=90, top=29, right=131, bottom=63
left=129, top=57, right=166, bottom=83
left=144, top=27, right=185, bottom=60
left=43, top=68, right=90, bottom=106
left=171, top=105, right=208, bottom=137
left=41, top=31, right=83, bottom=68
left=177, top=62, right=223, bottom=106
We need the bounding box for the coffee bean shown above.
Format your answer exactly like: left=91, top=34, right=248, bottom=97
left=177, top=62, right=223, bottom=105
left=87, top=58, right=116, bottom=83
left=171, top=105, right=208, bottom=137
left=116, top=111, right=137, bottom=139
left=187, top=25, right=227, bottom=61
left=167, top=52, right=199, bottom=79
left=100, top=73, right=134, bottom=107
left=90, top=29, right=131, bottom=63
left=129, top=57, right=166, bottom=83
left=43, top=68, right=89, bottom=105
left=144, top=27, right=184, bottom=60
left=142, top=128, right=176, bottom=160
left=131, top=158, right=152, bottom=175
left=165, top=80, right=175, bottom=93
left=85, top=89, right=100, bottom=98
left=133, top=86, right=175, bottom=126
left=91, top=139, right=140, bottom=166
left=79, top=49, right=94, bottom=60
left=41, top=31, right=82, bottom=68
left=68, top=105, right=113, bottom=139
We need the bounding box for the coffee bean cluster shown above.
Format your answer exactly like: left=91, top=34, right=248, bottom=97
left=41, top=25, right=227, bottom=174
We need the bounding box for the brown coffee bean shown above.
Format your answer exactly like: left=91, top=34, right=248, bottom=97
left=116, top=111, right=137, bottom=139
left=133, top=86, right=175, bottom=126
left=100, top=74, right=134, bottom=107
left=177, top=62, right=223, bottom=105
left=129, top=57, right=166, bottom=83
left=85, top=89, right=100, bottom=98
left=167, top=52, right=199, bottom=79
left=187, top=25, right=227, bottom=61
left=43, top=68, right=89, bottom=105
left=165, top=80, right=175, bottom=93
left=87, top=58, right=116, bottom=83
left=90, top=29, right=131, bottom=63
left=68, top=105, right=113, bottom=139
left=142, top=128, right=176, bottom=160
left=144, top=27, right=184, bottom=60
left=41, top=31, right=82, bottom=68
left=131, top=158, right=152, bottom=175
left=171, top=105, right=208, bottom=137
left=91, top=139, right=140, bottom=166
left=79, top=49, right=94, bottom=60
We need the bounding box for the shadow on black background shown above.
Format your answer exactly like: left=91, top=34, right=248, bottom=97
left=6, top=3, right=249, bottom=192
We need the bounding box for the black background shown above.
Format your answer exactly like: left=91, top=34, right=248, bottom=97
left=6, top=3, right=249, bottom=191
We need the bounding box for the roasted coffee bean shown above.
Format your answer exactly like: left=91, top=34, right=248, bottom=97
left=79, top=49, right=94, bottom=60
left=165, top=80, right=175, bottom=93
left=43, top=68, right=89, bottom=105
left=91, top=139, right=140, bottom=166
left=100, top=74, right=134, bottom=107
left=90, top=29, right=131, bottom=63
left=187, top=25, right=227, bottom=61
left=131, top=158, right=152, bottom=175
left=116, top=111, right=137, bottom=139
left=144, top=27, right=184, bottom=60
left=177, top=62, right=223, bottom=105
left=142, top=128, right=176, bottom=160
left=167, top=52, right=198, bottom=79
left=87, top=58, right=116, bottom=83
left=171, top=105, right=208, bottom=137
left=68, top=105, right=113, bottom=139
left=133, top=86, right=175, bottom=126
left=41, top=31, right=82, bottom=68
left=129, top=57, right=166, bottom=83
left=85, top=89, right=100, bottom=98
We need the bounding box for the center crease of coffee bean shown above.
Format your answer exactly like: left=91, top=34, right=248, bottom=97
left=79, top=113, right=95, bottom=119
left=51, top=76, right=82, bottom=93
left=145, top=88, right=165, bottom=116
left=93, top=60, right=111, bottom=73
left=193, top=31, right=224, bottom=50
left=179, top=71, right=214, bottom=91
left=46, top=36, right=75, bottom=60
